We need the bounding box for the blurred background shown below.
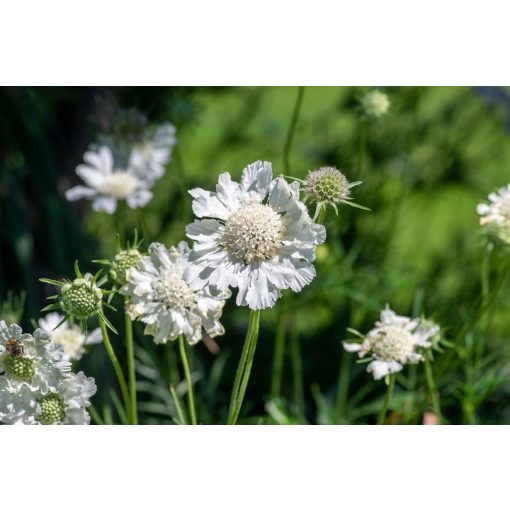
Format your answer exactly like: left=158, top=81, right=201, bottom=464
left=1, top=86, right=510, bottom=424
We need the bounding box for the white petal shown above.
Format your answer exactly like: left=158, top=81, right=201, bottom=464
left=65, top=185, right=97, bottom=201
left=240, top=161, right=272, bottom=195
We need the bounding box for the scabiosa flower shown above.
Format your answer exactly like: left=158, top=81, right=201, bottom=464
left=477, top=185, right=510, bottom=244
left=343, top=306, right=439, bottom=381
left=184, top=161, right=326, bottom=310
left=95, top=232, right=144, bottom=287
left=65, top=145, right=154, bottom=214
left=0, top=321, right=71, bottom=424
left=303, top=166, right=367, bottom=217
left=360, top=90, right=390, bottom=119
left=40, top=262, right=116, bottom=333
left=129, top=123, right=177, bottom=182
left=122, top=241, right=230, bottom=345
left=38, top=313, right=102, bottom=361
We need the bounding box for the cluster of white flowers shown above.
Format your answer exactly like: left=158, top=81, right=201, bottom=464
left=343, top=307, right=439, bottom=381
left=477, top=185, right=510, bottom=244
left=0, top=321, right=96, bottom=424
left=122, top=242, right=230, bottom=345
left=66, top=123, right=176, bottom=213
left=38, top=313, right=102, bottom=361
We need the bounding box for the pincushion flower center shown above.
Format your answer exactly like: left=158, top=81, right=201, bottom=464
left=97, top=171, right=138, bottom=198
left=371, top=325, right=415, bottom=361
left=220, top=201, right=287, bottom=264
left=152, top=269, right=197, bottom=309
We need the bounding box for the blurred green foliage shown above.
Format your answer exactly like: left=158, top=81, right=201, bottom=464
left=2, top=86, right=510, bottom=424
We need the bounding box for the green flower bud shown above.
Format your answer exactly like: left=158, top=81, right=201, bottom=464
left=60, top=278, right=103, bottom=320
left=110, top=249, right=142, bottom=285
left=37, top=393, right=66, bottom=424
left=4, top=354, right=34, bottom=381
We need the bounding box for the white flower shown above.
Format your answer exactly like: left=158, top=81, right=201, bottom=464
left=122, top=241, right=230, bottom=345
left=0, top=321, right=71, bottom=424
left=129, top=123, right=177, bottom=182
left=184, top=161, right=326, bottom=310
left=38, top=313, right=102, bottom=361
left=58, top=371, right=97, bottom=425
left=66, top=146, right=154, bottom=213
left=343, top=307, right=439, bottom=381
left=360, top=90, right=390, bottom=119
left=477, top=185, right=510, bottom=243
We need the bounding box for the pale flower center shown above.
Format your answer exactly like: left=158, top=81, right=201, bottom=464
left=97, top=171, right=139, bottom=198
left=370, top=325, right=415, bottom=361
left=220, top=201, right=288, bottom=264
left=152, top=269, right=197, bottom=310
left=51, top=327, right=85, bottom=359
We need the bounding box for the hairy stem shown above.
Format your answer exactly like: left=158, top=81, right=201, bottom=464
left=124, top=297, right=137, bottom=425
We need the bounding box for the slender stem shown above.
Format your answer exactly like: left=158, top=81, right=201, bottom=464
left=178, top=335, right=197, bottom=425
left=475, top=248, right=491, bottom=368
left=377, top=375, right=395, bottom=425
left=283, top=86, right=305, bottom=175
left=124, top=297, right=137, bottom=425
left=357, top=121, right=367, bottom=177
left=98, top=315, right=132, bottom=423
left=290, top=321, right=305, bottom=417
left=334, top=350, right=351, bottom=423
left=270, top=307, right=287, bottom=399
left=169, top=384, right=187, bottom=425
left=424, top=353, right=442, bottom=424
left=228, top=309, right=261, bottom=425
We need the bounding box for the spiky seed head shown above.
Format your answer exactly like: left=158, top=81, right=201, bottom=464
left=304, top=167, right=350, bottom=206
left=60, top=278, right=103, bottom=320
left=110, top=249, right=143, bottom=285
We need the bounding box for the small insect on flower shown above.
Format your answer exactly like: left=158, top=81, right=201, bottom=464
left=5, top=338, right=24, bottom=357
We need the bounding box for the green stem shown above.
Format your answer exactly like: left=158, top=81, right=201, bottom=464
left=283, top=86, right=305, bottom=175
left=178, top=335, right=197, bottom=425
left=334, top=350, right=351, bottom=423
left=424, top=353, right=442, bottom=424
left=124, top=297, right=137, bottom=425
left=357, top=121, right=367, bottom=177
left=228, top=309, right=261, bottom=425
left=98, top=316, right=132, bottom=424
left=475, top=248, right=491, bottom=368
left=377, top=374, right=395, bottom=425
left=270, top=308, right=287, bottom=399
left=290, top=321, right=305, bottom=418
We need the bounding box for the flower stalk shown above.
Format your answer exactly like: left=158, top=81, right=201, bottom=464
left=377, top=374, right=395, bottom=425
left=178, top=335, right=197, bottom=425
left=124, top=297, right=138, bottom=425
left=228, top=309, right=261, bottom=425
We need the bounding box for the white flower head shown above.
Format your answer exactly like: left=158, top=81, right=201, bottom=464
left=122, top=241, right=230, bottom=345
left=38, top=313, right=102, bottom=361
left=360, top=90, right=390, bottom=119
left=343, top=306, right=439, bottom=381
left=0, top=321, right=71, bottom=424
left=129, top=123, right=177, bottom=182
left=66, top=146, right=154, bottom=214
left=477, top=185, right=510, bottom=244
left=184, top=161, right=326, bottom=310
